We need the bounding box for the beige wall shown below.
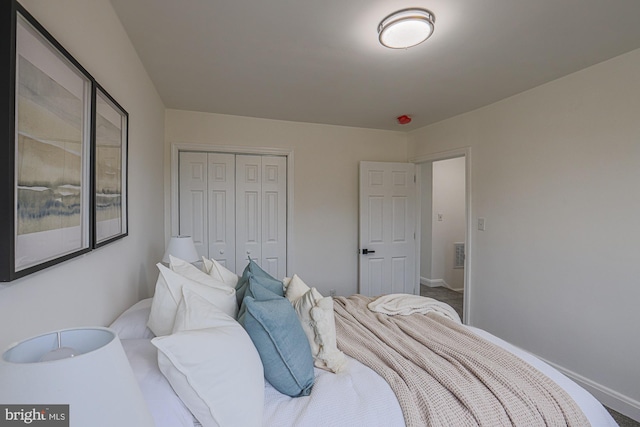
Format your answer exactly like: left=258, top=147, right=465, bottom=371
left=408, top=48, right=640, bottom=418
left=0, top=0, right=165, bottom=350
left=165, top=110, right=408, bottom=296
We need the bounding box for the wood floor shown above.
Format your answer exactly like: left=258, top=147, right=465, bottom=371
left=419, top=284, right=639, bottom=426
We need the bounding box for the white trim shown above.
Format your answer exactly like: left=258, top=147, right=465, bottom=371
left=170, top=142, right=295, bottom=276
left=421, top=277, right=444, bottom=287
left=410, top=147, right=470, bottom=164
left=412, top=146, right=472, bottom=324
left=535, top=355, right=640, bottom=422
left=414, top=163, right=422, bottom=296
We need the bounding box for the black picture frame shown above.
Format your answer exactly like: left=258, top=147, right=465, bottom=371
left=93, top=83, right=129, bottom=248
left=1, top=3, right=95, bottom=281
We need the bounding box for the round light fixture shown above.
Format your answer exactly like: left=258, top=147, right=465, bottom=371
left=378, top=8, right=435, bottom=49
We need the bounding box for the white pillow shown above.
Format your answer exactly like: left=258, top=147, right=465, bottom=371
left=121, top=339, right=195, bottom=427
left=170, top=256, right=230, bottom=289
left=284, top=274, right=311, bottom=303
left=147, top=264, right=237, bottom=336
left=151, top=315, right=264, bottom=426
left=173, top=286, right=234, bottom=333
left=110, top=298, right=155, bottom=340
left=311, top=296, right=347, bottom=373
left=202, top=257, right=239, bottom=288
left=291, top=286, right=324, bottom=356
left=285, top=275, right=346, bottom=373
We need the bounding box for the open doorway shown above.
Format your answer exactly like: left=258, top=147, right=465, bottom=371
left=417, top=155, right=467, bottom=322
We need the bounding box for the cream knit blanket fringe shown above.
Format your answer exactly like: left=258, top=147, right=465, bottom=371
left=367, top=293, right=461, bottom=323
left=333, top=295, right=590, bottom=427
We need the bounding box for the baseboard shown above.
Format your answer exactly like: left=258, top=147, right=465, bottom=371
left=536, top=355, right=640, bottom=422
left=420, top=277, right=444, bottom=287
left=420, top=277, right=464, bottom=292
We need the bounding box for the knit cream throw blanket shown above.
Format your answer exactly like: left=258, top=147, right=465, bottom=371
left=333, top=295, right=590, bottom=427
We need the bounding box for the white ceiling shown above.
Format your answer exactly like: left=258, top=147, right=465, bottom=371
left=109, top=0, right=640, bottom=131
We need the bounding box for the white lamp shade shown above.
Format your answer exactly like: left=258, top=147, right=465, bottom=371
left=0, top=328, right=153, bottom=427
left=162, top=235, right=200, bottom=263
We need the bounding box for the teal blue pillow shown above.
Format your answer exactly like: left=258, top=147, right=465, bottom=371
left=240, top=296, right=314, bottom=397
left=246, top=258, right=275, bottom=280
left=235, top=264, right=252, bottom=305
left=237, top=275, right=283, bottom=321
left=235, top=259, right=283, bottom=305
left=250, top=271, right=284, bottom=296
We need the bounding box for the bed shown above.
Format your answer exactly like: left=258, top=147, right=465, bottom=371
left=110, top=257, right=617, bottom=427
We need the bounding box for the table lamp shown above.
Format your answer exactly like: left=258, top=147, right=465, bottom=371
left=0, top=327, right=153, bottom=427
left=162, top=235, right=199, bottom=264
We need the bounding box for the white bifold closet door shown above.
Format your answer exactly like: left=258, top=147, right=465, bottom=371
left=178, top=152, right=286, bottom=278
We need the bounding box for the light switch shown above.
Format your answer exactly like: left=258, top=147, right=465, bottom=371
left=437, top=213, right=443, bottom=221
left=478, top=217, right=486, bottom=231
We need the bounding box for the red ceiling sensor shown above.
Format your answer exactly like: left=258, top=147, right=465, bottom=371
left=397, top=115, right=412, bottom=125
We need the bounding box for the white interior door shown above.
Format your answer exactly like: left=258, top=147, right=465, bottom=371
left=236, top=155, right=263, bottom=271
left=207, top=153, right=236, bottom=270
left=179, top=152, right=287, bottom=277
left=359, top=161, right=416, bottom=296
left=235, top=155, right=287, bottom=278
left=260, top=156, right=287, bottom=278
left=179, top=152, right=208, bottom=257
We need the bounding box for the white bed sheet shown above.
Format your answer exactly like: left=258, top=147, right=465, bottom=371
left=263, top=356, right=404, bottom=426
left=121, top=339, right=196, bottom=427
left=112, top=299, right=616, bottom=427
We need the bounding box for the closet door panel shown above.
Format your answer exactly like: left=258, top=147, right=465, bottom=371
left=179, top=152, right=208, bottom=258
left=236, top=155, right=263, bottom=272
left=261, top=156, right=287, bottom=279
left=207, top=153, right=235, bottom=271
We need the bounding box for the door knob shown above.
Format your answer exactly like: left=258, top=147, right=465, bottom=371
left=362, top=249, right=376, bottom=255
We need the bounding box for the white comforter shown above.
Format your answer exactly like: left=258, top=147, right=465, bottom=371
left=113, top=299, right=616, bottom=427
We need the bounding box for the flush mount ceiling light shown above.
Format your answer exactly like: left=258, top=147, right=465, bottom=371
left=378, top=8, right=435, bottom=49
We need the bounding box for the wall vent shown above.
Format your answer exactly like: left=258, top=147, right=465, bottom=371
left=454, top=242, right=465, bottom=269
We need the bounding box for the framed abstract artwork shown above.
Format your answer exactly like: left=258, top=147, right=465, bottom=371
left=1, top=4, right=93, bottom=281
left=93, top=84, right=128, bottom=247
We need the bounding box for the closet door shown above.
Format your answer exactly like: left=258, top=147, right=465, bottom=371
left=236, top=155, right=286, bottom=278
left=207, top=153, right=236, bottom=270
left=179, top=151, right=287, bottom=277
left=236, top=155, right=263, bottom=272
left=261, top=156, right=287, bottom=278
left=178, top=152, right=208, bottom=257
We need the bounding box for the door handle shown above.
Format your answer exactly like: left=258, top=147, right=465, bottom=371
left=362, top=249, right=376, bottom=255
